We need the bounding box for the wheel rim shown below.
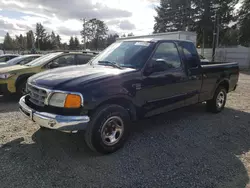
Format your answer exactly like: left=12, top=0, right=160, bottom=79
left=216, top=91, right=225, bottom=108
left=101, top=116, right=124, bottom=146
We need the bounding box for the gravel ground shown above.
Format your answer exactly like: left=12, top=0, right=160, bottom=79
left=1, top=73, right=250, bottom=188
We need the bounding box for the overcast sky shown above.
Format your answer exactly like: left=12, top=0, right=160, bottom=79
left=0, top=0, right=159, bottom=43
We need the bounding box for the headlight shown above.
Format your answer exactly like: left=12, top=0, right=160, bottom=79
left=49, top=92, right=82, bottom=108
left=0, top=73, right=15, bottom=79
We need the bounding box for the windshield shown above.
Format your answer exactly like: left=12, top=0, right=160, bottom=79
left=6, top=56, right=24, bottom=65
left=26, top=53, right=60, bottom=67
left=91, top=41, right=155, bottom=69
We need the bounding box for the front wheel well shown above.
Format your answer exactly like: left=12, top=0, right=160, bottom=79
left=15, top=76, right=29, bottom=88
left=90, top=98, right=137, bottom=121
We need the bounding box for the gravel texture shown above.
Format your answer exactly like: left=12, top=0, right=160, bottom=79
left=1, top=73, right=250, bottom=188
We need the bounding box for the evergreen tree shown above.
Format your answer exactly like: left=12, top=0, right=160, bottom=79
left=238, top=0, right=250, bottom=46
left=154, top=0, right=239, bottom=47
left=35, top=23, right=47, bottom=50
left=69, top=36, right=75, bottom=50
left=26, top=30, right=35, bottom=50
left=74, top=37, right=80, bottom=50
left=3, top=33, right=13, bottom=50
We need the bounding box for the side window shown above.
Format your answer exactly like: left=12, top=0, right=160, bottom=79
left=76, top=55, right=92, bottom=65
left=49, top=55, right=75, bottom=68
left=19, top=57, right=34, bottom=65
left=8, top=56, right=16, bottom=60
left=0, top=57, right=7, bottom=62
left=180, top=42, right=200, bottom=68
left=150, top=42, right=181, bottom=72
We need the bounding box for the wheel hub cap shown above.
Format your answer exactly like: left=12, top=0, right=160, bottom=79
left=216, top=91, right=225, bottom=108
left=101, top=116, right=124, bottom=146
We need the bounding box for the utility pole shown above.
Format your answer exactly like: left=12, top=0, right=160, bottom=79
left=212, top=4, right=220, bottom=61
left=216, top=15, right=220, bottom=48
left=80, top=18, right=87, bottom=50
left=212, top=13, right=217, bottom=62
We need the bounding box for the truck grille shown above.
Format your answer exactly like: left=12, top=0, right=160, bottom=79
left=27, top=84, right=48, bottom=107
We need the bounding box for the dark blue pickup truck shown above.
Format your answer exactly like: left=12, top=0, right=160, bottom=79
left=19, top=39, right=239, bottom=154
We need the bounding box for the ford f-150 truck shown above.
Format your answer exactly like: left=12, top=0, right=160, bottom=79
left=19, top=39, right=239, bottom=154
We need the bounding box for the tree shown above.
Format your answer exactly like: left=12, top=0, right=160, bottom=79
left=26, top=30, right=35, bottom=50
left=154, top=0, right=239, bottom=47
left=106, top=34, right=119, bottom=46
left=56, top=34, right=61, bottom=49
left=35, top=23, right=47, bottom=50
left=154, top=0, right=196, bottom=33
left=15, top=34, right=27, bottom=51
left=69, top=36, right=75, bottom=50
left=238, top=0, right=250, bottom=46
left=3, top=33, right=13, bottom=50
left=80, top=18, right=108, bottom=50
left=127, top=33, right=134, bottom=37
left=74, top=37, right=80, bottom=50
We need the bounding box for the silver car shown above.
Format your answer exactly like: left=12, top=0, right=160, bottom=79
left=0, top=54, right=41, bottom=68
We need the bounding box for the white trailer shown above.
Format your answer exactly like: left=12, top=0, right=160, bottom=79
left=116, top=31, right=197, bottom=45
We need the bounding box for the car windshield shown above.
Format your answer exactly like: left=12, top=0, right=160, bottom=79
left=6, top=56, right=25, bottom=65
left=91, top=41, right=155, bottom=69
left=26, top=53, right=60, bottom=67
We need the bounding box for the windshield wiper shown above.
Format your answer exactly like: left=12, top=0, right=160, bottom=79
left=98, top=61, right=122, bottom=70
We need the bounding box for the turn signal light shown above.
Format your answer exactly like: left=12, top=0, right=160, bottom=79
left=64, top=94, right=81, bottom=108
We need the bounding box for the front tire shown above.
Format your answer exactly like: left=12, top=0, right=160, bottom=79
left=85, top=104, right=131, bottom=154
left=206, top=86, right=227, bottom=113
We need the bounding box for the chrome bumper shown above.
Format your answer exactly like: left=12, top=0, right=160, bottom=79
left=19, top=96, right=90, bottom=131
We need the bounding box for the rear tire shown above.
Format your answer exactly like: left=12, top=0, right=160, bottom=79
left=85, top=104, right=131, bottom=154
left=206, top=86, right=227, bottom=113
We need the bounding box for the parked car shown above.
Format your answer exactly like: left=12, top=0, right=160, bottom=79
left=0, top=51, right=96, bottom=96
left=19, top=39, right=239, bottom=154
left=0, top=54, right=41, bottom=68
left=0, top=54, right=19, bottom=62
left=199, top=54, right=210, bottom=64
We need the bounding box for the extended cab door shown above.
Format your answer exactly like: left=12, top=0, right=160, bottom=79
left=140, top=41, right=188, bottom=117
left=178, top=41, right=203, bottom=106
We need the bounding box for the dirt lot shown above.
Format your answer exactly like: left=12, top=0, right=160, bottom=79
left=1, top=73, right=250, bottom=188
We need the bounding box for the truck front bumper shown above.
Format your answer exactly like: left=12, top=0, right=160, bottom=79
left=19, top=96, right=90, bottom=132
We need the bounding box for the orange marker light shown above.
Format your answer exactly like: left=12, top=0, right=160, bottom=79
left=64, top=94, right=81, bottom=108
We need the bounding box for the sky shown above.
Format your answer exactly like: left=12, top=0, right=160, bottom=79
left=0, top=0, right=159, bottom=43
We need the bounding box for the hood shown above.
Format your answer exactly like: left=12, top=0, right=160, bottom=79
left=29, top=64, right=135, bottom=90
left=0, top=65, right=30, bottom=73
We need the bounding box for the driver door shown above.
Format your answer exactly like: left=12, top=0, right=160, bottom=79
left=140, top=42, right=188, bottom=117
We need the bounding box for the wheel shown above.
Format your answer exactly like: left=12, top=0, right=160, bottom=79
left=206, top=86, right=227, bottom=113
left=17, top=81, right=27, bottom=96
left=85, top=104, right=131, bottom=154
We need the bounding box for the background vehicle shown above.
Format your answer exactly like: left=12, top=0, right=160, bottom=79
left=19, top=39, right=239, bottom=154
left=0, top=54, right=19, bottom=62
left=0, top=54, right=41, bottom=68
left=0, top=51, right=97, bottom=96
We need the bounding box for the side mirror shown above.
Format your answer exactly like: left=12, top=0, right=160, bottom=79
left=144, top=59, right=167, bottom=76
left=48, top=61, right=59, bottom=69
